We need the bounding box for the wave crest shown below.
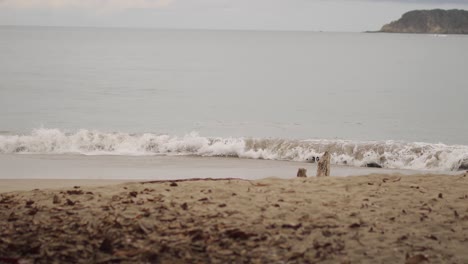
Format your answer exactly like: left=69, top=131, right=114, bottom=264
left=1, top=128, right=467, bottom=171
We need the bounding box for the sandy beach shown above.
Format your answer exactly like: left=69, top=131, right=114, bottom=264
left=1, top=173, right=467, bottom=263
left=2, top=8, right=468, bottom=264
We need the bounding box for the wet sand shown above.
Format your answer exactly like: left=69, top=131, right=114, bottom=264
left=1, top=173, right=468, bottom=263
left=0, top=153, right=453, bottom=181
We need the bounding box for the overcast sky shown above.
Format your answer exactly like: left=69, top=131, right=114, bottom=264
left=1, top=0, right=468, bottom=32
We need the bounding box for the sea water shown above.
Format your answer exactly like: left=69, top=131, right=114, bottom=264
left=1, top=26, right=467, bottom=173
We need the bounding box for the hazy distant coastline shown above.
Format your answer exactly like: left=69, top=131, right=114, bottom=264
left=376, top=9, right=468, bottom=34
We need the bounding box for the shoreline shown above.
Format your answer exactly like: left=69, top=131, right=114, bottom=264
left=1, top=173, right=467, bottom=262
left=0, top=153, right=456, bottom=180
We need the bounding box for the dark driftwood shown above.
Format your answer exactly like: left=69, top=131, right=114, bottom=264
left=317, top=152, right=331, bottom=177
left=297, top=168, right=307, bottom=178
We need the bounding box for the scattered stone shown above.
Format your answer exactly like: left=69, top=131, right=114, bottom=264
left=170, top=182, right=178, bottom=187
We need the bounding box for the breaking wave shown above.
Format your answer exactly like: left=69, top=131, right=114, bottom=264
left=1, top=128, right=467, bottom=171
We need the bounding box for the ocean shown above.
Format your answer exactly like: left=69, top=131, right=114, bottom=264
left=1, top=26, right=467, bottom=177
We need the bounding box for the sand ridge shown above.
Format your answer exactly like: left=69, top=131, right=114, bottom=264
left=1, top=173, right=468, bottom=263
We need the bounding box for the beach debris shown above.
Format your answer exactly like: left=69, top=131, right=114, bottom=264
left=99, top=238, right=114, bottom=254
left=52, top=194, right=61, bottom=204
left=65, top=199, right=76, bottom=206
left=366, top=162, right=382, bottom=168
left=66, top=190, right=84, bottom=195
left=322, top=230, right=333, bottom=237
left=7, top=212, right=18, bottom=222
left=397, top=235, right=408, bottom=242
left=405, top=254, right=429, bottom=264
left=160, top=215, right=177, bottom=222
left=297, top=168, right=307, bottom=178
left=317, top=152, right=331, bottom=177
left=28, top=207, right=39, bottom=216
left=281, top=223, right=302, bottom=230
left=312, top=239, right=345, bottom=260
left=224, top=229, right=255, bottom=240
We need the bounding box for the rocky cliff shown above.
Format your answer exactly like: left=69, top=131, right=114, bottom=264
left=380, top=9, right=468, bottom=34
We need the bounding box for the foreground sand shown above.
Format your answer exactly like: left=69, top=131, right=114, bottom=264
left=1, top=173, right=468, bottom=263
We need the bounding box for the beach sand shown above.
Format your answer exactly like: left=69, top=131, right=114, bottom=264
left=1, top=173, right=468, bottom=263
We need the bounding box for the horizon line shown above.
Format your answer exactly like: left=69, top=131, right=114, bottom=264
left=0, top=24, right=373, bottom=33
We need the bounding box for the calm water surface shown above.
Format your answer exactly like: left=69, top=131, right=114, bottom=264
left=1, top=26, right=468, bottom=144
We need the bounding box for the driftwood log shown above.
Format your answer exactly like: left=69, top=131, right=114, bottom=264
left=297, top=168, right=307, bottom=178
left=317, top=151, right=331, bottom=177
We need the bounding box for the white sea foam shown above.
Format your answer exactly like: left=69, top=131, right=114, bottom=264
left=0, top=128, right=467, bottom=171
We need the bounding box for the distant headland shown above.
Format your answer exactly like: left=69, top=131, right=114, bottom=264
left=376, top=9, right=468, bottom=34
